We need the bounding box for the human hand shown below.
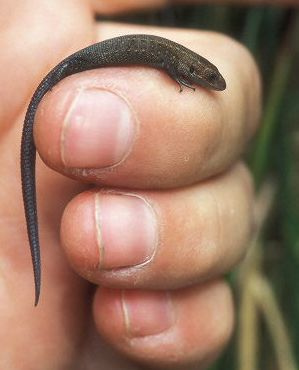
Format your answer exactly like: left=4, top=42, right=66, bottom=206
left=0, top=1, right=261, bottom=369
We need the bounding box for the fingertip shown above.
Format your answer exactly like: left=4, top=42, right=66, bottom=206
left=93, top=281, right=234, bottom=368
left=90, top=0, right=166, bottom=15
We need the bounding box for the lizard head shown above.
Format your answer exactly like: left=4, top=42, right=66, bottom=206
left=176, top=50, right=226, bottom=91
left=188, top=62, right=226, bottom=91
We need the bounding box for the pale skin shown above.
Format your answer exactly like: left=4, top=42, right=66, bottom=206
left=0, top=0, right=265, bottom=369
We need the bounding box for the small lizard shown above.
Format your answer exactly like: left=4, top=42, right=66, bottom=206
left=21, top=34, right=226, bottom=306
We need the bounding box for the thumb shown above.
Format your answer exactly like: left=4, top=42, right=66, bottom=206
left=0, top=0, right=93, bottom=129
left=0, top=0, right=94, bottom=366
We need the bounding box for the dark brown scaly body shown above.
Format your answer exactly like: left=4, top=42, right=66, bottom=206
left=21, top=34, right=226, bottom=306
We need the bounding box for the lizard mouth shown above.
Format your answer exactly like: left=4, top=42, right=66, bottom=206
left=214, top=75, right=226, bottom=91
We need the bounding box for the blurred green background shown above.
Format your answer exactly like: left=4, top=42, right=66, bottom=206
left=102, top=4, right=299, bottom=370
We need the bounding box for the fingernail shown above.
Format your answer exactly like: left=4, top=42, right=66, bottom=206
left=61, top=89, right=135, bottom=168
left=96, top=193, right=158, bottom=269
left=122, top=291, right=175, bottom=337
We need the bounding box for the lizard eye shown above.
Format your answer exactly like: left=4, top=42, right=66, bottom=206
left=189, top=65, right=195, bottom=74
left=205, top=70, right=218, bottom=83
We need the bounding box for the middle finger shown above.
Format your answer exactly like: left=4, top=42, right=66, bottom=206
left=61, top=162, right=253, bottom=289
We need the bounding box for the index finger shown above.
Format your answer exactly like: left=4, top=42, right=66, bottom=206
left=35, top=24, right=261, bottom=189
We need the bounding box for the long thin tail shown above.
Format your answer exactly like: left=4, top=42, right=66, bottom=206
left=21, top=87, right=46, bottom=306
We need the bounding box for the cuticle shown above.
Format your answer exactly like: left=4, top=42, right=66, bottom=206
left=95, top=192, right=104, bottom=269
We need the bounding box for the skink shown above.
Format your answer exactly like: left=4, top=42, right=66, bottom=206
left=21, top=34, right=226, bottom=306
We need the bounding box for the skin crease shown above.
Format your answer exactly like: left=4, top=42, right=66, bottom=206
left=0, top=0, right=278, bottom=369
